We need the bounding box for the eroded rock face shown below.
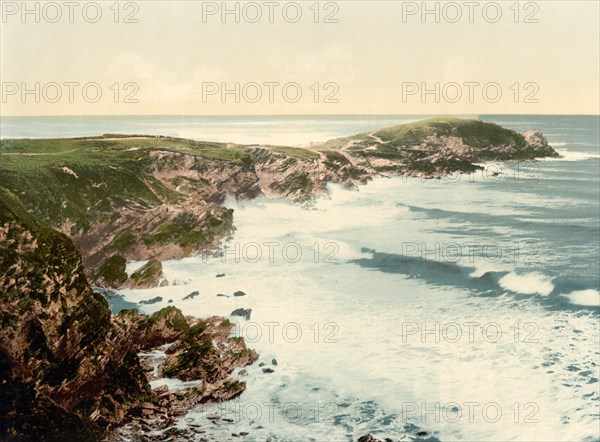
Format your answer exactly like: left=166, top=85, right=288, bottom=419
left=1, top=119, right=558, bottom=439
left=523, top=129, right=559, bottom=157
left=122, top=258, right=164, bottom=289
left=136, top=306, right=189, bottom=350
left=104, top=315, right=258, bottom=441
left=161, top=318, right=258, bottom=383
left=0, top=190, right=150, bottom=439
left=77, top=124, right=557, bottom=279
left=1, top=120, right=559, bottom=283
left=0, top=190, right=258, bottom=440
left=92, top=256, right=167, bottom=290
left=523, top=129, right=548, bottom=148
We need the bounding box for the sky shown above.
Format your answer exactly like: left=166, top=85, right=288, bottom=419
left=1, top=0, right=599, bottom=116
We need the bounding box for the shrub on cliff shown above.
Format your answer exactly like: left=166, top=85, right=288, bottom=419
left=92, top=254, right=128, bottom=288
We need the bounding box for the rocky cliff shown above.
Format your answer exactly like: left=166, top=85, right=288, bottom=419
left=0, top=117, right=559, bottom=439
left=0, top=188, right=257, bottom=441
left=0, top=117, right=559, bottom=287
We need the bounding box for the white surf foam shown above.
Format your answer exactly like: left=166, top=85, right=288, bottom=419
left=499, top=272, right=555, bottom=296
left=115, top=176, right=598, bottom=442
left=125, top=260, right=147, bottom=276
left=555, top=150, right=600, bottom=161
left=562, top=289, right=600, bottom=307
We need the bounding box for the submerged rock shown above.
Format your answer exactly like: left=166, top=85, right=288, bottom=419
left=139, top=296, right=163, bottom=305
left=182, top=291, right=200, bottom=300
left=231, top=308, right=252, bottom=320
left=358, top=435, right=381, bottom=442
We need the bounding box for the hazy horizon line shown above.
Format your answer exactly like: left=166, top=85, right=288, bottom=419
left=2, top=113, right=599, bottom=118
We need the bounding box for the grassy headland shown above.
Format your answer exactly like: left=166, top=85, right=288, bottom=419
left=0, top=117, right=558, bottom=281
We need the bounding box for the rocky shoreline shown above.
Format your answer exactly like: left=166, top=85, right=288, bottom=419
left=1, top=117, right=559, bottom=287
left=104, top=321, right=258, bottom=442
left=0, top=117, right=560, bottom=441
left=0, top=191, right=257, bottom=441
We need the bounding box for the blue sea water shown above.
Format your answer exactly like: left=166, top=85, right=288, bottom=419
left=2, top=114, right=599, bottom=441
left=0, top=114, right=472, bottom=146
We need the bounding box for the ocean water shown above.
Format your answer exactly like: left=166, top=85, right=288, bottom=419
left=3, top=115, right=599, bottom=441
left=0, top=114, right=473, bottom=147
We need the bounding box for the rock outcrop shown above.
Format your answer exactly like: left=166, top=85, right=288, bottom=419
left=0, top=118, right=559, bottom=283
left=161, top=318, right=257, bottom=382
left=0, top=188, right=146, bottom=439
left=0, top=188, right=257, bottom=440
left=0, top=117, right=559, bottom=440
left=122, top=258, right=164, bottom=289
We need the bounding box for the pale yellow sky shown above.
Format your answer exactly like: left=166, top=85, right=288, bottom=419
left=1, top=0, right=598, bottom=115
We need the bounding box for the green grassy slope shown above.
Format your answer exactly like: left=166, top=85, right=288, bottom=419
left=319, top=116, right=557, bottom=163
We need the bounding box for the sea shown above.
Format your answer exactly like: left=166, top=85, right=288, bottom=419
left=2, top=115, right=599, bottom=441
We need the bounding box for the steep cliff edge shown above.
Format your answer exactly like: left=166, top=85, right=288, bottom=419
left=321, top=116, right=558, bottom=174
left=0, top=188, right=257, bottom=440
left=0, top=117, right=559, bottom=285
left=0, top=117, right=560, bottom=439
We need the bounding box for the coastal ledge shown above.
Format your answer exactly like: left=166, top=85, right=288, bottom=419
left=0, top=116, right=559, bottom=282
left=0, top=117, right=559, bottom=440
left=0, top=190, right=257, bottom=441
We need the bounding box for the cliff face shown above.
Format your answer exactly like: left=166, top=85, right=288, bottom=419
left=0, top=117, right=560, bottom=439
left=0, top=188, right=141, bottom=439
left=70, top=147, right=348, bottom=273
left=0, top=118, right=559, bottom=287
left=322, top=117, right=559, bottom=174
left=0, top=189, right=256, bottom=440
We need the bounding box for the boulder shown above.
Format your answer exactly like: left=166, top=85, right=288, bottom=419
left=231, top=308, right=252, bottom=320
left=139, top=296, right=163, bottom=305
left=183, top=291, right=200, bottom=301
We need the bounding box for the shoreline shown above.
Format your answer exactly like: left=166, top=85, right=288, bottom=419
left=0, top=117, right=566, bottom=441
